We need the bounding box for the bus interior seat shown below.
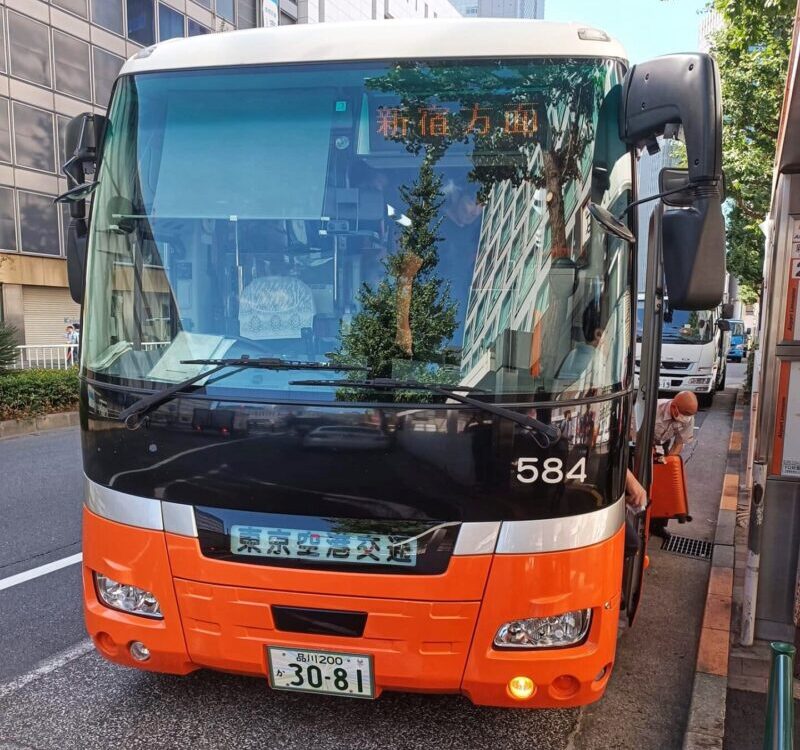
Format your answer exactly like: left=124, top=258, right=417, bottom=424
left=238, top=275, right=316, bottom=341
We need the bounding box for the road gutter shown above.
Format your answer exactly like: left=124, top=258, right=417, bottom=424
left=682, top=389, right=745, bottom=750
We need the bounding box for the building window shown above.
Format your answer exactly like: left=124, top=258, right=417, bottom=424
left=237, top=0, right=258, bottom=28
left=91, top=0, right=124, bottom=35
left=59, top=203, right=72, bottom=260
left=92, top=48, right=124, bottom=107
left=52, top=0, right=89, bottom=18
left=158, top=4, right=185, bottom=40
left=0, top=188, right=17, bottom=252
left=56, top=115, right=71, bottom=169
left=12, top=103, right=55, bottom=173
left=127, top=0, right=156, bottom=46
left=8, top=12, right=52, bottom=88
left=0, top=100, right=10, bottom=165
left=53, top=32, right=92, bottom=102
left=0, top=13, right=6, bottom=74
left=193, top=0, right=212, bottom=7
left=19, top=191, right=60, bottom=256
left=217, top=0, right=236, bottom=23
left=188, top=19, right=210, bottom=36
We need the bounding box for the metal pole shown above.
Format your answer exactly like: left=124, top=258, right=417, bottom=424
left=763, top=641, right=795, bottom=750
left=634, top=203, right=664, bottom=490
left=742, top=460, right=767, bottom=645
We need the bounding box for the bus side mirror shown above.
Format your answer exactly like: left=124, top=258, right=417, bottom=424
left=720, top=302, right=734, bottom=319
left=57, top=112, right=107, bottom=219
left=66, top=217, right=89, bottom=305
left=56, top=112, right=106, bottom=304
left=620, top=54, right=725, bottom=311
left=717, top=319, right=731, bottom=332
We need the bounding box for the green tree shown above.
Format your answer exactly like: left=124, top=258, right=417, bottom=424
left=0, top=322, right=19, bottom=372
left=710, top=0, right=795, bottom=301
left=335, top=155, right=458, bottom=381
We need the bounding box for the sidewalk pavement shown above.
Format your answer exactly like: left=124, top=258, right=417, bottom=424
left=683, top=390, right=800, bottom=749
left=682, top=391, right=745, bottom=749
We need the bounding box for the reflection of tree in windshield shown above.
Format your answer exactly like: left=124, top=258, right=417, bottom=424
left=334, top=59, right=609, bottom=398
left=365, top=59, right=605, bottom=260
left=334, top=155, right=458, bottom=383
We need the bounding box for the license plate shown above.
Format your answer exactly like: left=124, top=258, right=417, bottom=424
left=659, top=378, right=671, bottom=389
left=267, top=647, right=375, bottom=699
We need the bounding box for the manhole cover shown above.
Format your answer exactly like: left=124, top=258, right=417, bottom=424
left=660, top=534, right=713, bottom=560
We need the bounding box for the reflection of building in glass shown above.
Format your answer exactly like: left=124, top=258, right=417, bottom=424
left=459, top=67, right=630, bottom=392
left=451, top=0, right=544, bottom=18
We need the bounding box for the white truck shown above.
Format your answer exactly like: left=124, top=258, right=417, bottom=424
left=636, top=296, right=730, bottom=408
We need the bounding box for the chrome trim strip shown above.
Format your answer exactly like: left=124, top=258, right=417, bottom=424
left=85, top=476, right=623, bottom=553
left=495, top=496, right=626, bottom=554
left=453, top=522, right=501, bottom=556
left=161, top=502, right=198, bottom=538
left=84, top=477, right=163, bottom=531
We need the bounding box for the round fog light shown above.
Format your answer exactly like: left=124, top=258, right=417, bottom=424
left=507, top=676, right=536, bottom=700
left=129, top=641, right=151, bottom=662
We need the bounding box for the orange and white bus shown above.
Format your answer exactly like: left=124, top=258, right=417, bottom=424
left=59, top=18, right=725, bottom=707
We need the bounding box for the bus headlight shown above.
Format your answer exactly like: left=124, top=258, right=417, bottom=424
left=687, top=377, right=711, bottom=385
left=94, top=572, right=163, bottom=619
left=494, top=609, right=591, bottom=649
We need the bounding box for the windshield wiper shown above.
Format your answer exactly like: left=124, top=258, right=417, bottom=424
left=290, top=378, right=561, bottom=447
left=119, top=357, right=366, bottom=428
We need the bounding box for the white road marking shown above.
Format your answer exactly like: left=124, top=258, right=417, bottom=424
left=0, top=553, right=83, bottom=592
left=0, top=639, right=94, bottom=700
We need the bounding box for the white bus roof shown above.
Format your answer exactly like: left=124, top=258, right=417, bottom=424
left=120, top=19, right=628, bottom=76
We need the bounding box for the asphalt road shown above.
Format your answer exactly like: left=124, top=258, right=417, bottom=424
left=0, top=365, right=744, bottom=749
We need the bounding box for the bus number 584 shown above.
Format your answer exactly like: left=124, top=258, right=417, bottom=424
left=516, top=457, right=587, bottom=484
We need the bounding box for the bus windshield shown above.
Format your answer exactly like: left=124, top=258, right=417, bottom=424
left=82, top=58, right=633, bottom=402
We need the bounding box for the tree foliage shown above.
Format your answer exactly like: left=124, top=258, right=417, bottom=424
left=0, top=322, right=19, bottom=372
left=710, top=0, right=795, bottom=301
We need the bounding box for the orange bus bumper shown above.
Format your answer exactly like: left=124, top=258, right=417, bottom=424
left=83, top=507, right=624, bottom=708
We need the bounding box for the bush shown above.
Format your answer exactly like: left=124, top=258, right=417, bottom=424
left=0, top=368, right=80, bottom=420
left=0, top=322, right=18, bottom=372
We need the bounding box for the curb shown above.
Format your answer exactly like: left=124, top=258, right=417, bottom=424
left=0, top=411, right=80, bottom=440
left=682, top=389, right=745, bottom=750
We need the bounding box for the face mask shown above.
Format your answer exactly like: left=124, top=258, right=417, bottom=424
left=672, top=411, right=693, bottom=424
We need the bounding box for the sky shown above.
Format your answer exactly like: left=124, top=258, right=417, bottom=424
left=545, top=0, right=711, bottom=63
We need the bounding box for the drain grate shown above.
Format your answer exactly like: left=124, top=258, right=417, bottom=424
left=661, top=534, right=713, bottom=560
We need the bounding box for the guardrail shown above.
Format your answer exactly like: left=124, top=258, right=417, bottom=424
left=12, top=341, right=170, bottom=370
left=13, top=344, right=75, bottom=370
left=764, top=641, right=796, bottom=750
